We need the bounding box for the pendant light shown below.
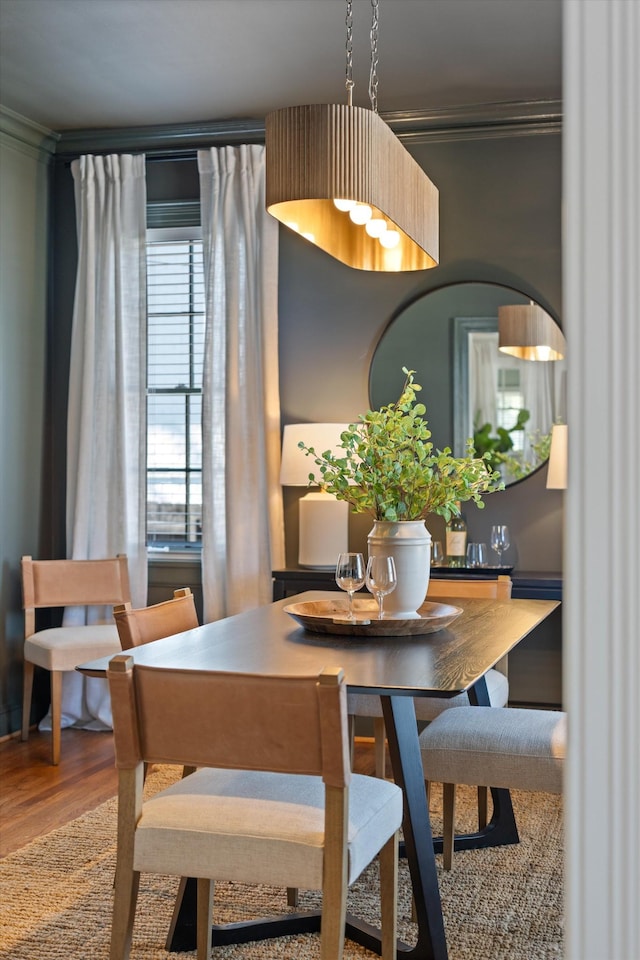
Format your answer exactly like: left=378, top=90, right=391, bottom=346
left=265, top=0, right=439, bottom=272
left=498, top=302, right=566, bottom=361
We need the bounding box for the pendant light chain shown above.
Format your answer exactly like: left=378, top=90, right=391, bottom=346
left=345, top=0, right=354, bottom=106
left=369, top=0, right=379, bottom=113
left=345, top=0, right=379, bottom=111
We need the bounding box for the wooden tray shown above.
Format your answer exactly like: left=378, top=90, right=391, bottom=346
left=283, top=598, right=463, bottom=637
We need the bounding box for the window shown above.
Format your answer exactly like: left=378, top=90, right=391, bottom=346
left=495, top=367, right=525, bottom=454
left=146, top=223, right=204, bottom=551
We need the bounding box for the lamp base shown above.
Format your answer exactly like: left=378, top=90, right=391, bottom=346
left=298, top=492, right=349, bottom=569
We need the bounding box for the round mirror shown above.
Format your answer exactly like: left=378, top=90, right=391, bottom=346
left=369, top=281, right=566, bottom=487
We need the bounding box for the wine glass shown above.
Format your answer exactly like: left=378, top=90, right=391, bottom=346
left=365, top=555, right=397, bottom=620
left=335, top=552, right=365, bottom=620
left=431, top=540, right=444, bottom=566
left=466, top=542, right=489, bottom=568
left=490, top=525, right=510, bottom=564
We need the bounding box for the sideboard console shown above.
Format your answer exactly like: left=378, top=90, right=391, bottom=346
left=272, top=567, right=562, bottom=602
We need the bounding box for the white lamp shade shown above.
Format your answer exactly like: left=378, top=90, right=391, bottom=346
left=280, top=423, right=351, bottom=486
left=280, top=422, right=352, bottom=567
left=547, top=424, right=568, bottom=489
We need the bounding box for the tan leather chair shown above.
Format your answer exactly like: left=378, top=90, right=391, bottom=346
left=21, top=555, right=131, bottom=765
left=348, top=575, right=513, bottom=776
left=113, top=588, right=201, bottom=782
left=113, top=588, right=198, bottom=649
left=107, top=657, right=403, bottom=960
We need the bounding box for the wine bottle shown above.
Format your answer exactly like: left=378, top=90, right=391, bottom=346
left=445, top=503, right=467, bottom=568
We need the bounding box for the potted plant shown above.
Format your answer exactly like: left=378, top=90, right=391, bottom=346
left=299, top=368, right=504, bottom=617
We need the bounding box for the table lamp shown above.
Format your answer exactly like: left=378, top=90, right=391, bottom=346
left=546, top=423, right=568, bottom=489
left=280, top=423, right=350, bottom=568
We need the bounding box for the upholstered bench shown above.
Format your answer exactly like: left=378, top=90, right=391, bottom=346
left=419, top=705, right=566, bottom=869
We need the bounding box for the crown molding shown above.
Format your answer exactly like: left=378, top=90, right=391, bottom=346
left=55, top=118, right=265, bottom=159
left=0, top=106, right=59, bottom=161
left=384, top=99, right=562, bottom=143
left=53, top=99, right=562, bottom=160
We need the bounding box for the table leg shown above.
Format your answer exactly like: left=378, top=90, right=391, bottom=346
left=382, top=694, right=448, bottom=960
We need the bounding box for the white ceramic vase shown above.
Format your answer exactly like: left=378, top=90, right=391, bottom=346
left=367, top=519, right=431, bottom=618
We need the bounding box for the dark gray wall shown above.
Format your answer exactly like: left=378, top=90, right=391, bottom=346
left=0, top=125, right=51, bottom=738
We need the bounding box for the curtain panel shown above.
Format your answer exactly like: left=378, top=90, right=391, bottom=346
left=67, top=153, right=147, bottom=603
left=56, top=153, right=147, bottom=730
left=198, top=145, right=284, bottom=622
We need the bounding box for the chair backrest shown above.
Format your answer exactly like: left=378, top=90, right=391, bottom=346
left=21, top=555, right=131, bottom=636
left=107, top=655, right=351, bottom=788
left=113, top=588, right=199, bottom=649
left=427, top=575, right=512, bottom=600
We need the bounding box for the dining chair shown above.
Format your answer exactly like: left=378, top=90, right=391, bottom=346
left=113, top=588, right=200, bottom=782
left=107, top=655, right=403, bottom=960
left=347, top=575, right=513, bottom=777
left=21, top=554, right=131, bottom=765
left=419, top=705, right=566, bottom=868
left=113, top=587, right=199, bottom=649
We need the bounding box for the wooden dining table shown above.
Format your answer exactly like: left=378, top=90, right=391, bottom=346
left=78, top=589, right=559, bottom=960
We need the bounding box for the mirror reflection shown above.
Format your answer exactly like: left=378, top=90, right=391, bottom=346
left=369, top=282, right=566, bottom=487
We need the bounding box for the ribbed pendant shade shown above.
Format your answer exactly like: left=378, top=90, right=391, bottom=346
left=498, top=303, right=566, bottom=361
left=265, top=104, right=439, bottom=272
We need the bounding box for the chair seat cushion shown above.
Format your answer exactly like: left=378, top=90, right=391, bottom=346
left=24, top=625, right=121, bottom=671
left=419, top=706, right=566, bottom=794
left=347, top=667, right=509, bottom=720
left=133, top=767, right=403, bottom=889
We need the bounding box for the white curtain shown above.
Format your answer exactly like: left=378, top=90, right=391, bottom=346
left=198, top=145, right=284, bottom=622
left=49, top=153, right=147, bottom=731
left=519, top=360, right=555, bottom=462
left=469, top=332, right=498, bottom=431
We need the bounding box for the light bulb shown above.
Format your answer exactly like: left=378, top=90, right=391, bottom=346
left=379, top=229, right=400, bottom=249
left=333, top=198, right=356, bottom=212
left=534, top=346, right=553, bottom=361
left=349, top=204, right=373, bottom=225
left=365, top=218, right=387, bottom=238
left=302, top=232, right=315, bottom=242
left=285, top=221, right=300, bottom=233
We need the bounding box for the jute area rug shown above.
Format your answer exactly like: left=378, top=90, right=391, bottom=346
left=0, top=765, right=563, bottom=960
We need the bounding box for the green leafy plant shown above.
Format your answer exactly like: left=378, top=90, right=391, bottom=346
left=530, top=426, right=554, bottom=465
left=299, top=368, right=504, bottom=523
left=472, top=408, right=530, bottom=474
left=473, top=412, right=554, bottom=482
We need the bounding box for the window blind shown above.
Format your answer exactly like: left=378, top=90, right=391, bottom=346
left=146, top=231, right=204, bottom=550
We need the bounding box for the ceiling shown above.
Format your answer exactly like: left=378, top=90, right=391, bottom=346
left=0, top=0, right=562, bottom=134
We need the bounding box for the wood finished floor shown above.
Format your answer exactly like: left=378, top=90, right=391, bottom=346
left=0, top=728, right=378, bottom=858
